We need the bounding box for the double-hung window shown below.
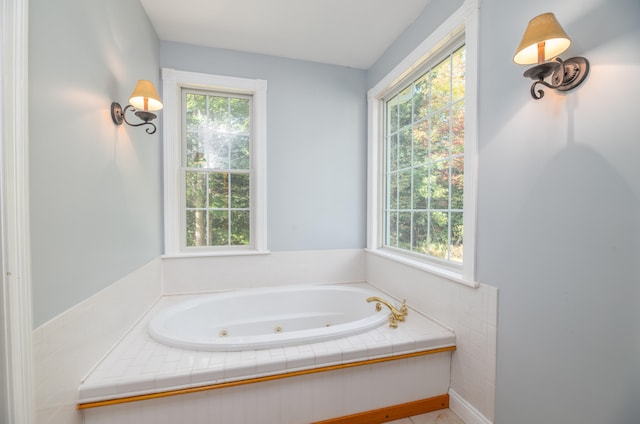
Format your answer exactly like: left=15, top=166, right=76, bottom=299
left=367, top=1, right=477, bottom=284
left=162, top=69, right=267, bottom=256
left=183, top=90, right=252, bottom=248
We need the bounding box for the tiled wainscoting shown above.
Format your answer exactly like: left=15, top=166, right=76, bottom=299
left=32, top=258, right=162, bottom=424
left=366, top=252, right=497, bottom=423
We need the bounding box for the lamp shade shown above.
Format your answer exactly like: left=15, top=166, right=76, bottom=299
left=513, top=13, right=571, bottom=65
left=128, top=80, right=163, bottom=111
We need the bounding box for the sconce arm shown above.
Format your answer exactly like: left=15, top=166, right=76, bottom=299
left=529, top=79, right=556, bottom=100
left=111, top=102, right=158, bottom=135
left=525, top=57, right=590, bottom=100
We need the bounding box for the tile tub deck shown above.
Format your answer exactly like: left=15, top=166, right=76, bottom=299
left=78, top=289, right=456, bottom=409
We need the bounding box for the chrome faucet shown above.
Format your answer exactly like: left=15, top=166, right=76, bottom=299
left=367, top=296, right=408, bottom=328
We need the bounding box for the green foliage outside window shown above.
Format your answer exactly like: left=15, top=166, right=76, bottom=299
left=385, top=46, right=465, bottom=263
left=183, top=91, right=252, bottom=247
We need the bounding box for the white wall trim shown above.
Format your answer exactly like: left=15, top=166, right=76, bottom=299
left=449, top=388, right=493, bottom=424
left=1, top=0, right=35, bottom=422
left=365, top=248, right=479, bottom=288
left=366, top=0, right=479, bottom=284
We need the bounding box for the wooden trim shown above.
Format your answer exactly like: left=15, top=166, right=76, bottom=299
left=311, top=394, right=449, bottom=424
left=77, top=345, right=455, bottom=410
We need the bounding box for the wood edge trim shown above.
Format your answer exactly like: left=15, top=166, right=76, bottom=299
left=311, top=394, right=449, bottom=424
left=77, top=345, right=455, bottom=410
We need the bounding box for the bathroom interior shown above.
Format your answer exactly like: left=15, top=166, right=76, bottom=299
left=1, top=0, right=639, bottom=423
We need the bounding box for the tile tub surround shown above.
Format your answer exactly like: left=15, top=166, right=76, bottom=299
left=33, top=258, right=162, bottom=424
left=81, top=354, right=453, bottom=424
left=78, top=290, right=456, bottom=409
left=366, top=252, right=498, bottom=422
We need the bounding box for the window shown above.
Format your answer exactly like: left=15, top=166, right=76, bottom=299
left=162, top=69, right=267, bottom=256
left=183, top=90, right=252, bottom=248
left=367, top=0, right=477, bottom=284
left=384, top=44, right=465, bottom=264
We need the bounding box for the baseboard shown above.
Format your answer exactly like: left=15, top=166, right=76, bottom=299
left=449, top=389, right=493, bottom=424
left=311, top=394, right=449, bottom=424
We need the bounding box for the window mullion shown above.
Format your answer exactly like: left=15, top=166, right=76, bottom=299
left=204, top=172, right=209, bottom=246
left=227, top=173, right=232, bottom=246
left=409, top=83, right=414, bottom=253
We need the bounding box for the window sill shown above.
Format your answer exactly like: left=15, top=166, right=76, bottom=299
left=162, top=249, right=271, bottom=260
left=365, top=248, right=479, bottom=289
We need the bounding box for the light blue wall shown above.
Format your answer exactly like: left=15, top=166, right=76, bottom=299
left=366, top=0, right=464, bottom=89
left=369, top=0, right=640, bottom=422
left=160, top=42, right=368, bottom=251
left=29, top=0, right=162, bottom=327
left=478, top=0, right=640, bottom=422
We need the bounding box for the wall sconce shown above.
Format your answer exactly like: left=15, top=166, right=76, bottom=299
left=111, top=80, right=163, bottom=134
left=514, top=13, right=589, bottom=100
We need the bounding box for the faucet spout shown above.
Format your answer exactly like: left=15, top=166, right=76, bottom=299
left=367, top=296, right=408, bottom=328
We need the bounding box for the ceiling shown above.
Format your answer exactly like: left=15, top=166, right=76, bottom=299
left=139, top=0, right=432, bottom=69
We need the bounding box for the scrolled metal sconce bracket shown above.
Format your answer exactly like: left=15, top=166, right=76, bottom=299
left=525, top=57, right=590, bottom=100
left=111, top=102, right=158, bottom=135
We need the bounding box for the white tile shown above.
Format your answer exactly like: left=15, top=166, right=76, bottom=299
left=165, top=348, right=183, bottom=363
left=78, top=380, right=119, bottom=401
left=243, top=380, right=282, bottom=423
left=336, top=338, right=366, bottom=362
left=255, top=355, right=287, bottom=375
left=130, top=348, right=154, bottom=368
left=190, top=366, right=224, bottom=385
left=155, top=372, right=191, bottom=390
left=285, top=350, right=316, bottom=371
left=223, top=360, right=257, bottom=380
left=342, top=364, right=374, bottom=413
left=310, top=341, right=342, bottom=365
left=279, top=373, right=314, bottom=423
left=175, top=351, right=196, bottom=371
left=191, top=351, right=213, bottom=371
left=368, top=342, right=394, bottom=358
left=115, top=375, right=156, bottom=396
left=141, top=353, right=168, bottom=375
left=312, top=370, right=346, bottom=421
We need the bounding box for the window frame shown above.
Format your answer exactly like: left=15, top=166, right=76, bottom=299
left=366, top=0, right=478, bottom=286
left=162, top=68, right=268, bottom=257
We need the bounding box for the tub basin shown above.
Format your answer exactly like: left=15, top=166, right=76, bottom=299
left=148, top=285, right=392, bottom=351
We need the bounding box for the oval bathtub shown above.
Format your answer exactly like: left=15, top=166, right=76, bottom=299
left=148, top=285, right=392, bottom=351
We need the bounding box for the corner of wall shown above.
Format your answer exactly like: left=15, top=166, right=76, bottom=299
left=365, top=251, right=496, bottom=422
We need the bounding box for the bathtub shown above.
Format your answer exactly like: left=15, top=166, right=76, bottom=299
left=148, top=285, right=392, bottom=351
left=79, top=283, right=457, bottom=422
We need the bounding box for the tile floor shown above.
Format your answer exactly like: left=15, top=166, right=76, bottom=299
left=390, top=408, right=464, bottom=424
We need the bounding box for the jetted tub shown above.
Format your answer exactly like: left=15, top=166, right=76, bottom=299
left=148, top=285, right=393, bottom=351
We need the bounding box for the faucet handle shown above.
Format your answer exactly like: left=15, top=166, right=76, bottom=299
left=388, top=315, right=398, bottom=328
left=400, top=299, right=408, bottom=317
